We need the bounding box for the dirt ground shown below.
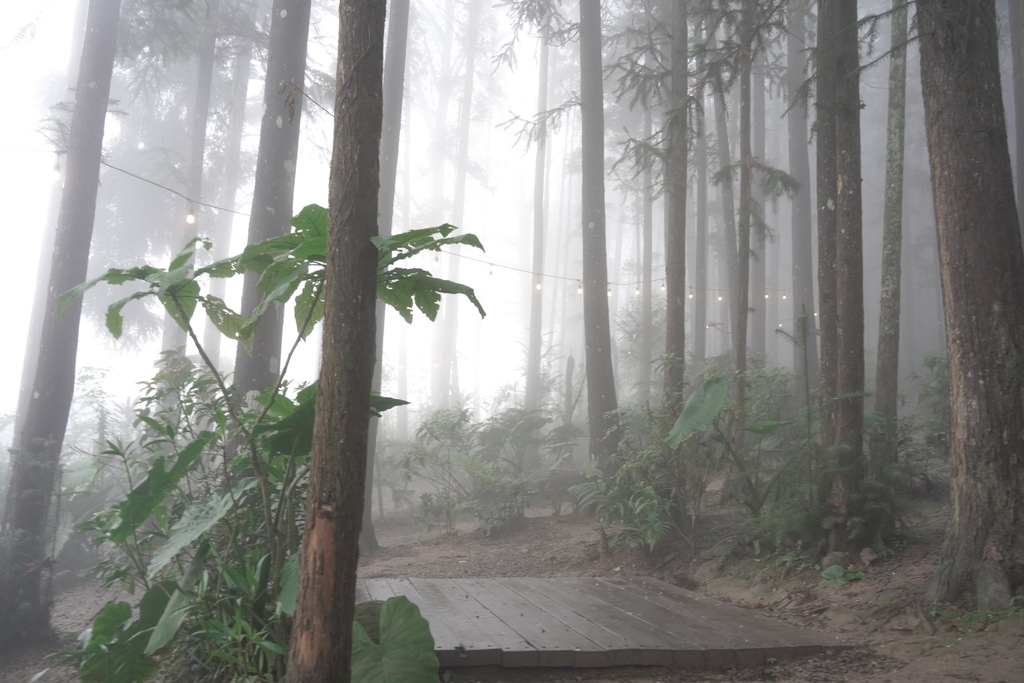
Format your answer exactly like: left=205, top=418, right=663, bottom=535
left=2, top=494, right=1022, bottom=683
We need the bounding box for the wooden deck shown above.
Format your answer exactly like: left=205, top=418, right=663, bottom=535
left=356, top=576, right=843, bottom=669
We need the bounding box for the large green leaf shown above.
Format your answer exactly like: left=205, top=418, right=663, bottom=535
left=351, top=596, right=439, bottom=682
left=276, top=553, right=299, bottom=616
left=665, top=375, right=730, bottom=449
left=145, top=541, right=210, bottom=655
left=107, top=433, right=212, bottom=544
left=147, top=479, right=254, bottom=580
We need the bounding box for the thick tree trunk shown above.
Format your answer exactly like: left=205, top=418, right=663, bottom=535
left=11, top=0, right=89, bottom=456
left=233, top=0, right=312, bottom=395
left=285, top=1, right=385, bottom=679
left=734, top=7, right=753, bottom=417
left=711, top=32, right=739, bottom=368
left=0, top=0, right=121, bottom=646
left=815, top=0, right=839, bottom=453
left=664, top=0, right=688, bottom=402
left=918, top=0, right=1024, bottom=610
left=873, top=0, right=908, bottom=473
left=361, top=0, right=411, bottom=556
left=830, top=0, right=866, bottom=554
left=1008, top=0, right=1024, bottom=245
left=579, top=0, right=619, bottom=460
left=786, top=0, right=819, bottom=404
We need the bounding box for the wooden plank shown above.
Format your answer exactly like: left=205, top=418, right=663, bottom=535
left=526, top=577, right=687, bottom=666
left=556, top=577, right=751, bottom=668
left=497, top=577, right=641, bottom=667
left=615, top=577, right=838, bottom=662
left=412, top=578, right=537, bottom=667
left=455, top=578, right=604, bottom=667
left=382, top=579, right=470, bottom=668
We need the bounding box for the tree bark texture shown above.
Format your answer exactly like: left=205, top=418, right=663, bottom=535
left=918, top=0, right=1024, bottom=609
left=285, top=0, right=385, bottom=679
left=829, top=0, right=866, bottom=554
left=694, top=99, right=709, bottom=365
left=872, top=0, right=907, bottom=472
left=664, top=0, right=688, bottom=402
left=362, top=0, right=411, bottom=556
left=233, top=0, right=312, bottom=395
left=785, top=0, right=819, bottom=405
left=579, top=0, right=619, bottom=460
left=815, top=0, right=839, bottom=452
left=1008, top=0, right=1024, bottom=245
left=1, top=0, right=121, bottom=645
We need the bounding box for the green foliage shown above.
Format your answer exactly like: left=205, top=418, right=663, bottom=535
left=818, top=565, right=866, bottom=589
left=351, top=596, right=439, bottom=682
left=57, top=208, right=483, bottom=681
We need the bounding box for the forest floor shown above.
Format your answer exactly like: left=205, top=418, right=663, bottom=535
left=2, top=486, right=1022, bottom=683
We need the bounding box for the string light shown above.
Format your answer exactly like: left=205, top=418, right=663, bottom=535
left=688, top=292, right=694, bottom=299
left=782, top=294, right=787, bottom=300
left=577, top=281, right=583, bottom=294
left=764, top=293, right=769, bottom=299
left=185, top=202, right=196, bottom=225
left=535, top=281, right=542, bottom=290
left=634, top=285, right=640, bottom=296
left=717, top=295, right=723, bottom=301
left=607, top=286, right=612, bottom=297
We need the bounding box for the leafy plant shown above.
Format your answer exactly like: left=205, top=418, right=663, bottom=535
left=352, top=596, right=439, bottom=682
left=818, top=564, right=867, bottom=589
left=59, top=207, right=484, bottom=681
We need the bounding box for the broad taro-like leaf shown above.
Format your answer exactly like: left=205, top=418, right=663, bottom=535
left=351, top=596, right=438, bottom=682
left=666, top=375, right=730, bottom=449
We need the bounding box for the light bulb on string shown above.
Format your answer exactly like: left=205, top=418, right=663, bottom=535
left=660, top=281, right=665, bottom=291
left=688, top=292, right=693, bottom=299
left=185, top=202, right=196, bottom=225
left=607, top=285, right=612, bottom=297
left=577, top=281, right=583, bottom=294
left=535, top=280, right=542, bottom=291
left=717, top=295, right=723, bottom=301
left=634, top=285, right=640, bottom=296
left=764, top=293, right=769, bottom=299
left=782, top=294, right=787, bottom=300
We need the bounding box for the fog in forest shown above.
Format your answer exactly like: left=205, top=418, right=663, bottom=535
left=1, top=0, right=970, bottom=456
left=5, top=0, right=1024, bottom=677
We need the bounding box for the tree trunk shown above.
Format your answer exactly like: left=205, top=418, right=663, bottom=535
left=872, top=0, right=907, bottom=473
left=285, top=0, right=385, bottom=678
left=579, top=0, right=619, bottom=461
left=1, top=0, right=121, bottom=646
left=829, top=0, right=866, bottom=555
left=11, top=0, right=89, bottom=457
left=360, top=0, right=411, bottom=556
left=733, top=5, right=753, bottom=418
left=233, top=0, right=312, bottom=395
left=525, top=16, right=550, bottom=412
left=918, top=0, right=1024, bottom=610
left=664, top=0, right=688, bottom=402
left=638, top=106, right=654, bottom=404
left=750, top=46, right=767, bottom=358
left=204, top=30, right=254, bottom=365
left=815, top=0, right=839, bottom=453
left=1008, top=0, right=1024, bottom=245
left=429, top=0, right=458, bottom=409
left=694, top=35, right=709, bottom=365
left=161, top=0, right=220, bottom=352
left=786, top=0, right=819, bottom=405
